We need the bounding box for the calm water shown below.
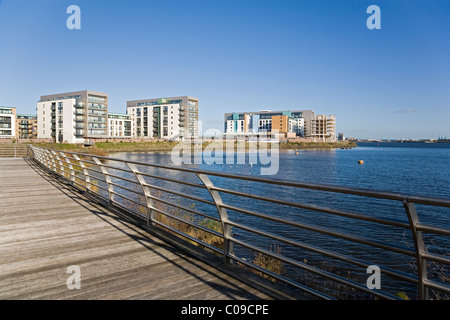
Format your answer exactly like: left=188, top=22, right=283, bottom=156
left=107, top=142, right=450, bottom=298
left=110, top=142, right=450, bottom=198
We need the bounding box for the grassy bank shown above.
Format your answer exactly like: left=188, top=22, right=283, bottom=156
left=31, top=140, right=357, bottom=155
left=30, top=141, right=180, bottom=156
left=279, top=141, right=357, bottom=149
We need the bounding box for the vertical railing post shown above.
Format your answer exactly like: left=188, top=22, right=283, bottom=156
left=61, top=152, right=76, bottom=184
left=38, top=148, right=45, bottom=166
left=42, top=149, right=50, bottom=169
left=29, top=146, right=35, bottom=160
left=46, top=150, right=57, bottom=172
left=93, top=157, right=114, bottom=205
left=196, top=173, right=233, bottom=264
left=50, top=150, right=57, bottom=172
left=35, top=147, right=43, bottom=164
left=403, top=200, right=429, bottom=300
left=52, top=150, right=64, bottom=177
left=126, top=163, right=154, bottom=225
left=27, top=145, right=33, bottom=159
left=37, top=147, right=45, bottom=166
left=73, top=154, right=91, bottom=192
left=43, top=149, right=52, bottom=171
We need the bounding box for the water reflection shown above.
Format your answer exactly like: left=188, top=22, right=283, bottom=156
left=103, top=147, right=450, bottom=299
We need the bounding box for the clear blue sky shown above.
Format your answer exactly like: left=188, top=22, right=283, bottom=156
left=0, top=0, right=449, bottom=139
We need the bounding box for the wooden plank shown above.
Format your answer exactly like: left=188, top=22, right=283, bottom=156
left=0, top=158, right=271, bottom=300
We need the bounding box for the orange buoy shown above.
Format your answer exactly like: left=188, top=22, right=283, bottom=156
left=358, top=160, right=364, bottom=165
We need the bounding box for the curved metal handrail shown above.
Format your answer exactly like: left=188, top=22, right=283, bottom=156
left=28, top=145, right=450, bottom=300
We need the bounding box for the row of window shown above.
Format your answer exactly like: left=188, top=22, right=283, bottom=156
left=88, top=96, right=106, bottom=103
left=136, top=100, right=183, bottom=107
left=0, top=108, right=14, bottom=114
left=0, top=116, right=12, bottom=122
left=0, top=131, right=13, bottom=136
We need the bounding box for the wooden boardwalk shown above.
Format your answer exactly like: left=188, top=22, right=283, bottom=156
left=0, top=158, right=271, bottom=300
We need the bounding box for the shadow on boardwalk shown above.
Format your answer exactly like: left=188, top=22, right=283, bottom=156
left=0, top=158, right=272, bottom=300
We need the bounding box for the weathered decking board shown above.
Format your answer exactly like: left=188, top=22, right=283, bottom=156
left=0, top=158, right=271, bottom=300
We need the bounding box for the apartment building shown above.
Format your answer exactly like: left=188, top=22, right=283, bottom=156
left=126, top=96, right=199, bottom=140
left=271, top=115, right=303, bottom=136
left=224, top=110, right=336, bottom=141
left=0, top=106, right=16, bottom=138
left=37, top=90, right=108, bottom=143
left=310, top=114, right=336, bottom=142
left=16, top=114, right=37, bottom=139
left=224, top=110, right=307, bottom=137
left=108, top=113, right=133, bottom=138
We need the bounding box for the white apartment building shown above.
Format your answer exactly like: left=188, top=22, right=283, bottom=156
left=108, top=113, right=133, bottom=138
left=37, top=90, right=109, bottom=143
left=224, top=110, right=306, bottom=137
left=0, top=107, right=16, bottom=138
left=37, top=98, right=82, bottom=144
left=224, top=110, right=335, bottom=141
left=292, top=118, right=305, bottom=137
left=258, top=118, right=272, bottom=133
left=225, top=119, right=246, bottom=134
left=127, top=96, right=199, bottom=141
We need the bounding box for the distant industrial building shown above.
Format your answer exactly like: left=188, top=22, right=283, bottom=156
left=126, top=96, right=199, bottom=140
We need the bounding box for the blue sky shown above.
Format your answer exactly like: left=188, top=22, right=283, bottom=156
left=0, top=0, right=449, bottom=139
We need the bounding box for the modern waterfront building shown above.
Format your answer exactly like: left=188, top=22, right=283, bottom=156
left=108, top=113, right=133, bottom=138
left=310, top=114, right=336, bottom=142
left=0, top=106, right=16, bottom=138
left=224, top=110, right=307, bottom=138
left=224, top=110, right=336, bottom=141
left=37, top=90, right=108, bottom=143
left=16, top=114, right=37, bottom=139
left=126, top=96, right=199, bottom=140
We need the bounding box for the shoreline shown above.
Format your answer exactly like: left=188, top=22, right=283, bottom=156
left=30, top=141, right=357, bottom=155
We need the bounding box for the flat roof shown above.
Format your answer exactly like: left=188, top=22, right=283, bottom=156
left=108, top=112, right=130, bottom=117
left=17, top=114, right=37, bottom=118
left=224, top=110, right=313, bottom=115
left=39, top=90, right=108, bottom=101
left=126, top=96, right=198, bottom=104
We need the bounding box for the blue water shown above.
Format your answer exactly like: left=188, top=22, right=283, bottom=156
left=107, top=142, right=450, bottom=298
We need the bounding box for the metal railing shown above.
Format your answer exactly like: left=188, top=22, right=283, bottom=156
left=0, top=144, right=29, bottom=158
left=28, top=145, right=450, bottom=300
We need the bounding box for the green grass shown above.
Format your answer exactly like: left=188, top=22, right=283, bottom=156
left=30, top=140, right=357, bottom=155
left=33, top=142, right=82, bottom=150
left=280, top=141, right=357, bottom=149
left=94, top=141, right=180, bottom=152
